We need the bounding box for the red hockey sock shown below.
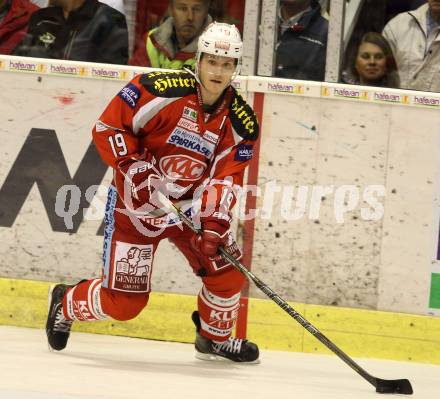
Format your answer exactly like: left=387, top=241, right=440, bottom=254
left=197, top=285, right=240, bottom=342
left=63, top=279, right=108, bottom=321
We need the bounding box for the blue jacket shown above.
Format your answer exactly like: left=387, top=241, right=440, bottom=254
left=275, top=1, right=328, bottom=81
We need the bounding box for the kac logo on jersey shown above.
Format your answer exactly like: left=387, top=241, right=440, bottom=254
left=234, top=144, right=253, bottom=162
left=160, top=155, right=207, bottom=181
left=118, top=83, right=140, bottom=109
left=182, top=106, right=198, bottom=122
left=167, top=127, right=215, bottom=158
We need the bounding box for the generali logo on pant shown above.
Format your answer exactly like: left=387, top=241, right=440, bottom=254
left=113, top=242, right=153, bottom=293
left=159, top=155, right=207, bottom=181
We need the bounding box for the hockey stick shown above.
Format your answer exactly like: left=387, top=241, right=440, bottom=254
left=157, top=192, right=413, bottom=395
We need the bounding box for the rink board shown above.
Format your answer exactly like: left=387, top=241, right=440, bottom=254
left=1, top=277, right=439, bottom=365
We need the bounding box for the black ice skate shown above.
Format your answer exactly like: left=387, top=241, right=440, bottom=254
left=192, top=311, right=260, bottom=363
left=46, top=284, right=74, bottom=351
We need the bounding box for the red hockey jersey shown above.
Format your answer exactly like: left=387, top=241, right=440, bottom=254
left=92, top=71, right=259, bottom=215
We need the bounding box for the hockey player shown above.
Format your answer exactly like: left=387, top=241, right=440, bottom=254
left=46, top=22, right=260, bottom=363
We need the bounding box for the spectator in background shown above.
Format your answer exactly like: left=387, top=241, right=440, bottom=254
left=0, top=0, right=39, bottom=55
left=30, top=0, right=47, bottom=5
left=31, top=0, right=125, bottom=14
left=386, top=0, right=427, bottom=20
left=383, top=0, right=440, bottom=92
left=275, top=0, right=328, bottom=81
left=14, top=0, right=128, bottom=64
left=129, top=0, right=212, bottom=69
left=343, top=32, right=399, bottom=88
left=97, top=0, right=124, bottom=15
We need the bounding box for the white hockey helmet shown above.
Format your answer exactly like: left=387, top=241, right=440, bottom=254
left=196, top=21, right=243, bottom=79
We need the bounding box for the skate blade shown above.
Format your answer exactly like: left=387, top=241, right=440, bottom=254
left=195, top=351, right=261, bottom=365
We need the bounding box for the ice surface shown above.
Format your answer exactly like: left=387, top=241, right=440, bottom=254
left=0, top=326, right=439, bottom=399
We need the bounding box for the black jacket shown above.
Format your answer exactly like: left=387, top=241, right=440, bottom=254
left=14, top=0, right=128, bottom=64
left=275, top=1, right=328, bottom=81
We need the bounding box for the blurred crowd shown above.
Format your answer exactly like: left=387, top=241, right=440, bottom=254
left=0, top=0, right=439, bottom=92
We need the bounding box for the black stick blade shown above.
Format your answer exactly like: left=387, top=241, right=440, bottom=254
left=375, top=378, right=413, bottom=395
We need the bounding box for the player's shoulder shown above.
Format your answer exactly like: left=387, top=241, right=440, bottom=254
left=229, top=88, right=259, bottom=141
left=139, top=71, right=197, bottom=98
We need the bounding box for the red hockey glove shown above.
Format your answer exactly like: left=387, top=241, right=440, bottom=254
left=192, top=181, right=236, bottom=257
left=190, top=212, right=243, bottom=277
left=191, top=216, right=231, bottom=257
left=114, top=150, right=161, bottom=212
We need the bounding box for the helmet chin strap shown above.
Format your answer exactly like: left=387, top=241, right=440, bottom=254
left=183, top=61, right=240, bottom=91
left=183, top=66, right=202, bottom=86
